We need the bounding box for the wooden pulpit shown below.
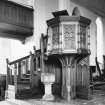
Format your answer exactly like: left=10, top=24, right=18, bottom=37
left=46, top=10, right=91, bottom=100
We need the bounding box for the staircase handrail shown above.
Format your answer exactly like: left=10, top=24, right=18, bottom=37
left=9, top=55, right=30, bottom=65
left=9, top=49, right=41, bottom=66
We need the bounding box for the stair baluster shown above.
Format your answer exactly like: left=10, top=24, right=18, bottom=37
left=14, top=63, right=17, bottom=95
left=30, top=51, right=35, bottom=89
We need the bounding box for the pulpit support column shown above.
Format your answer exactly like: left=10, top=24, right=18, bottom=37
left=60, top=56, right=76, bottom=101
left=66, top=66, right=71, bottom=101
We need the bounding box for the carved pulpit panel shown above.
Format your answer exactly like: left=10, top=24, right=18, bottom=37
left=63, top=24, right=76, bottom=50
left=52, top=26, right=59, bottom=52
left=80, top=25, right=87, bottom=49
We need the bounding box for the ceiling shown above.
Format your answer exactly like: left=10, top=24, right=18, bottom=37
left=71, top=0, right=105, bottom=18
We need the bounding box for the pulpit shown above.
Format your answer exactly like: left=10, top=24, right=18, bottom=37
left=46, top=10, right=91, bottom=100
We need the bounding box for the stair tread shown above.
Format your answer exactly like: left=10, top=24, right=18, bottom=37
left=21, top=77, right=30, bottom=79
left=25, top=74, right=30, bottom=75
left=18, top=80, right=30, bottom=84
left=18, top=81, right=30, bottom=83
left=21, top=78, right=30, bottom=81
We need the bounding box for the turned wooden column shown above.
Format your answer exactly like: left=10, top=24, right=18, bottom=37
left=17, top=62, right=21, bottom=80
left=14, top=64, right=17, bottom=95
left=6, top=59, right=9, bottom=91
left=33, top=46, right=38, bottom=71
left=40, top=33, right=45, bottom=73
left=5, top=58, right=9, bottom=99
left=30, top=51, right=34, bottom=89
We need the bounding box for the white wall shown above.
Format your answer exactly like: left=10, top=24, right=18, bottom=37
left=0, top=38, right=11, bottom=74
left=34, top=0, right=58, bottom=49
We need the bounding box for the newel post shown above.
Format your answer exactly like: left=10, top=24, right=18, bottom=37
left=14, top=63, right=17, bottom=95
left=30, top=51, right=34, bottom=89
left=6, top=59, right=9, bottom=91
left=33, top=46, right=38, bottom=71
left=40, top=33, right=45, bottom=73
left=5, top=58, right=9, bottom=99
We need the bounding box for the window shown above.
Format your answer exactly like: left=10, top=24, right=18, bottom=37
left=96, top=17, right=103, bottom=64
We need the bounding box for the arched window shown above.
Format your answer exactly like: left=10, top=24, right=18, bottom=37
left=72, top=7, right=81, bottom=16
left=96, top=17, right=103, bottom=64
